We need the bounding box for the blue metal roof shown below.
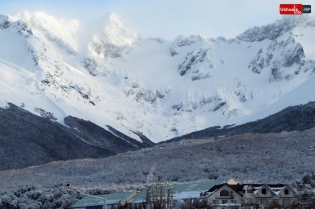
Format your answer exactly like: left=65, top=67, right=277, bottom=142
left=72, top=192, right=134, bottom=208
left=72, top=180, right=225, bottom=208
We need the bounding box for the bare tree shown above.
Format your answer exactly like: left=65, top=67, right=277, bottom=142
left=289, top=192, right=315, bottom=209
left=180, top=199, right=214, bottom=209
left=241, top=199, right=259, bottom=209
left=265, top=201, right=283, bottom=209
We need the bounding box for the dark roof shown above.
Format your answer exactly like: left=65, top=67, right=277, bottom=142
left=249, top=184, right=285, bottom=188
left=228, top=184, right=244, bottom=193
left=208, top=183, right=287, bottom=195
left=208, top=183, right=225, bottom=193
left=266, top=184, right=286, bottom=188
left=207, top=183, right=243, bottom=197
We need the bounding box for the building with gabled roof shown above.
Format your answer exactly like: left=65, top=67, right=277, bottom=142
left=203, top=180, right=296, bottom=208
left=203, top=183, right=243, bottom=207
left=244, top=183, right=296, bottom=207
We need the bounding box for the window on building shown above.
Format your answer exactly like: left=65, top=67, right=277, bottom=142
left=231, top=200, right=237, bottom=203
left=273, top=199, right=279, bottom=203
left=247, top=189, right=253, bottom=193
left=222, top=200, right=228, bottom=204
left=220, top=189, right=230, bottom=196
left=283, top=199, right=291, bottom=205
left=285, top=189, right=289, bottom=195
left=262, top=188, right=267, bottom=195
left=213, top=200, right=219, bottom=204
left=260, top=199, right=268, bottom=205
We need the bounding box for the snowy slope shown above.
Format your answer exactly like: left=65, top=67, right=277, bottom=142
left=1, top=12, right=315, bottom=143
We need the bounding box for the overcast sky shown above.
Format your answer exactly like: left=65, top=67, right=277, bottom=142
left=0, top=0, right=314, bottom=40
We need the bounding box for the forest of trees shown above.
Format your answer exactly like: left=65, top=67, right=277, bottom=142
left=0, top=128, right=315, bottom=208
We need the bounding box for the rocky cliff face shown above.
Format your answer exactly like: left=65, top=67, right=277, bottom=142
left=248, top=36, right=306, bottom=82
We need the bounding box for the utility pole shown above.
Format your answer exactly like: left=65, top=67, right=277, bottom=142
left=146, top=188, right=151, bottom=209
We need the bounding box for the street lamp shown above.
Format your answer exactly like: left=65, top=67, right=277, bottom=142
left=66, top=185, right=107, bottom=209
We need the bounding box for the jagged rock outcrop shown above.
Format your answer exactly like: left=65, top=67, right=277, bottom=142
left=82, top=57, right=108, bottom=76
left=0, top=15, right=10, bottom=29
left=169, top=34, right=205, bottom=56
left=248, top=35, right=311, bottom=82
left=178, top=48, right=212, bottom=80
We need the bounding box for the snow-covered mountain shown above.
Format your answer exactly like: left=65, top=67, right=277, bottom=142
left=1, top=11, right=315, bottom=143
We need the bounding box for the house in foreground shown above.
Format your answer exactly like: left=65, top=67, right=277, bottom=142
left=204, top=180, right=297, bottom=208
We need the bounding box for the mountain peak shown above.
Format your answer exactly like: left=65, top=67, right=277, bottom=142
left=91, top=12, right=139, bottom=39
left=108, top=12, right=121, bottom=20
left=86, top=12, right=141, bottom=56
left=10, top=10, right=53, bottom=22
left=92, top=12, right=120, bottom=26
left=9, top=10, right=80, bottom=30
left=236, top=15, right=311, bottom=42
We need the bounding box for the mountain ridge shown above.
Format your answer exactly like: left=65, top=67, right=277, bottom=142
left=164, top=100, right=315, bottom=142
left=1, top=11, right=315, bottom=143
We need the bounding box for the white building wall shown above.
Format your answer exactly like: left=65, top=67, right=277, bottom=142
left=207, top=185, right=243, bottom=206
left=242, top=185, right=257, bottom=204
left=276, top=186, right=296, bottom=206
